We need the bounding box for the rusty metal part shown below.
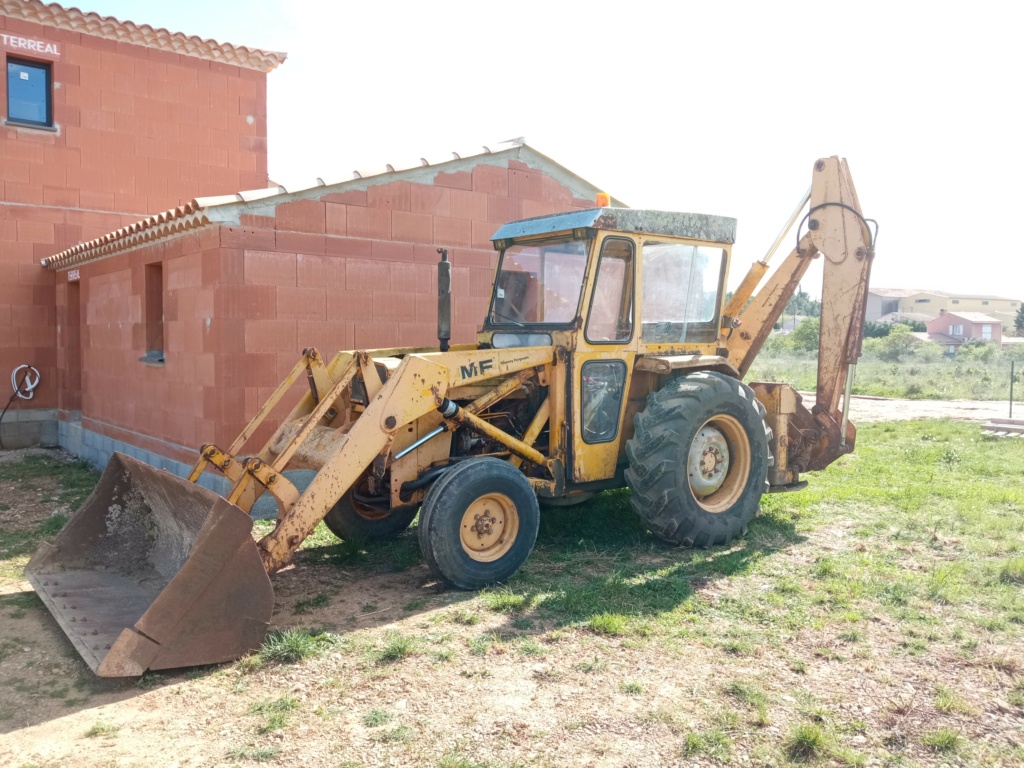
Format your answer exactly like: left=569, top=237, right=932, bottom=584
left=439, top=397, right=550, bottom=471
left=634, top=354, right=739, bottom=378
left=752, top=381, right=854, bottom=486
left=25, top=453, right=272, bottom=677
left=509, top=397, right=550, bottom=469
left=728, top=157, right=871, bottom=476
left=686, top=414, right=751, bottom=513
left=241, top=457, right=301, bottom=519
left=460, top=492, right=519, bottom=562
left=726, top=232, right=819, bottom=377
left=256, top=354, right=452, bottom=573
left=722, top=260, right=769, bottom=322
left=463, top=368, right=535, bottom=415
left=358, top=352, right=385, bottom=401
left=752, top=382, right=802, bottom=487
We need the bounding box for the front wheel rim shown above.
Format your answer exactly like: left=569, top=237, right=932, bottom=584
left=687, top=414, right=751, bottom=514
left=460, top=493, right=520, bottom=562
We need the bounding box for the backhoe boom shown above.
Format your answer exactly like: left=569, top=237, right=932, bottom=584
left=724, top=157, right=875, bottom=485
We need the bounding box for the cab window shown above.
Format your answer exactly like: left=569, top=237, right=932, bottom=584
left=641, top=242, right=725, bottom=344
left=585, top=238, right=634, bottom=343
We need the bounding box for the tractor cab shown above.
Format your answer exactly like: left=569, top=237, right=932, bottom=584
left=481, top=208, right=737, bottom=357
left=479, top=207, right=739, bottom=485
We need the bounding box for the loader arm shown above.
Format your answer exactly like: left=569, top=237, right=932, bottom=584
left=244, top=346, right=556, bottom=573
left=724, top=156, right=875, bottom=482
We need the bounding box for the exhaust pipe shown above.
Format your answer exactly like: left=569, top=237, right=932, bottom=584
left=437, top=247, right=451, bottom=353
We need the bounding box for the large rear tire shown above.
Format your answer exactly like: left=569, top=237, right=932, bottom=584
left=323, top=480, right=418, bottom=543
left=625, top=372, right=770, bottom=547
left=418, top=458, right=540, bottom=589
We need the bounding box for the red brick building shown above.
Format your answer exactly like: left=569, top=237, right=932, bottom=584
left=41, top=141, right=619, bottom=481
left=1, top=0, right=284, bottom=446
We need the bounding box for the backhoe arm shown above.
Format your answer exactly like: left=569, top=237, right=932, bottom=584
left=724, top=156, right=875, bottom=482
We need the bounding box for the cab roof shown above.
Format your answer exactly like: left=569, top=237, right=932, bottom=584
left=490, top=208, right=737, bottom=248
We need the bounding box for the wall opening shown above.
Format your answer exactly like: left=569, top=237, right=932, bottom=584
left=142, top=263, right=165, bottom=364
left=64, top=279, right=82, bottom=412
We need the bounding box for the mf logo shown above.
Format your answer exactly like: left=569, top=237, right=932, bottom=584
left=459, top=358, right=494, bottom=380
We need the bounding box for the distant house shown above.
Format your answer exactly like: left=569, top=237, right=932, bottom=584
left=867, top=288, right=1020, bottom=330
left=923, top=310, right=1002, bottom=352
left=866, top=288, right=918, bottom=319
left=875, top=311, right=932, bottom=325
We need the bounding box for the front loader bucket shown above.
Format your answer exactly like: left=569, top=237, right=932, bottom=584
left=25, top=453, right=274, bottom=677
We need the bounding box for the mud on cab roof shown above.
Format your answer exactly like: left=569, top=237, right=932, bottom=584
left=490, top=208, right=738, bottom=249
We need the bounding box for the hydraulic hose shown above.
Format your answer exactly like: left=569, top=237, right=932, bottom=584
left=0, top=364, right=41, bottom=449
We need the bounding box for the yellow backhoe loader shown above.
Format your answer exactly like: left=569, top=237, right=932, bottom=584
left=27, top=156, right=875, bottom=676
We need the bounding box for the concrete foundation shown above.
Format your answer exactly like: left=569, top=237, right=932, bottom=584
left=57, top=417, right=314, bottom=520
left=0, top=409, right=58, bottom=449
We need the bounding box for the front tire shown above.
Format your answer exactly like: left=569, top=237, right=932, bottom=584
left=625, top=372, right=770, bottom=547
left=418, top=458, right=540, bottom=589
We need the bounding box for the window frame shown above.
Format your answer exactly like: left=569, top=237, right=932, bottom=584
left=579, top=359, right=628, bottom=445
left=639, top=239, right=727, bottom=346
left=6, top=56, right=53, bottom=128
left=584, top=236, right=635, bottom=345
left=484, top=236, right=591, bottom=331
left=140, top=262, right=165, bottom=365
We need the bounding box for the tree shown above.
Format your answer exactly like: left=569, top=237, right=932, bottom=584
left=784, top=290, right=821, bottom=318
left=791, top=317, right=820, bottom=352
left=1015, top=304, right=1024, bottom=336
left=863, top=320, right=891, bottom=338
left=876, top=323, right=918, bottom=362
left=898, top=319, right=927, bottom=332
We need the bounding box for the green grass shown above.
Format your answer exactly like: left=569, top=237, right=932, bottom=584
left=1008, top=680, right=1024, bottom=707
left=683, top=729, right=732, bottom=760
left=1001, top=557, right=1024, bottom=585
left=2, top=421, right=1023, bottom=764
left=934, top=685, right=978, bottom=715
left=747, top=345, right=1023, bottom=401
left=0, top=454, right=100, bottom=580
left=587, top=612, right=628, bottom=636
left=293, top=592, right=331, bottom=614
left=254, top=628, right=340, bottom=665
left=226, top=746, right=279, bottom=762
left=84, top=721, right=120, bottom=738
left=363, top=708, right=392, bottom=727
left=449, top=607, right=481, bottom=625
left=724, top=680, right=770, bottom=724
left=479, top=586, right=532, bottom=614
left=370, top=725, right=413, bottom=743
left=375, top=631, right=415, bottom=663
left=922, top=727, right=962, bottom=753
left=252, top=519, right=422, bottom=573
left=784, top=723, right=828, bottom=761
left=249, top=696, right=299, bottom=734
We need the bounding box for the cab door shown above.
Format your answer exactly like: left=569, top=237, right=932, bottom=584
left=570, top=235, right=638, bottom=482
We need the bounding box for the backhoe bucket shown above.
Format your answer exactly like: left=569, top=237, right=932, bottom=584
left=25, top=453, right=274, bottom=677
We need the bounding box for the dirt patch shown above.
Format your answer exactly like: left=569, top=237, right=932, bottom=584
left=803, top=393, right=1012, bottom=424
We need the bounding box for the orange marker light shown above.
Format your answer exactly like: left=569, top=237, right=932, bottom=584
left=595, top=192, right=611, bottom=207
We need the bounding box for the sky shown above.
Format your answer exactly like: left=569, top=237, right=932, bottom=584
left=81, top=0, right=1023, bottom=300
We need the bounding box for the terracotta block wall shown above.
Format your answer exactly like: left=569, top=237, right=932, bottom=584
left=52, top=158, right=595, bottom=457
left=202, top=159, right=594, bottom=449
left=2, top=10, right=270, bottom=411
left=55, top=228, right=223, bottom=462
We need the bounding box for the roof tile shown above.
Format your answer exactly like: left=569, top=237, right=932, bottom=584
left=40, top=139, right=621, bottom=271
left=2, top=0, right=286, bottom=72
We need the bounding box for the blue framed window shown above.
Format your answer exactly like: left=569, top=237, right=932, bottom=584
left=7, top=57, right=52, bottom=127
